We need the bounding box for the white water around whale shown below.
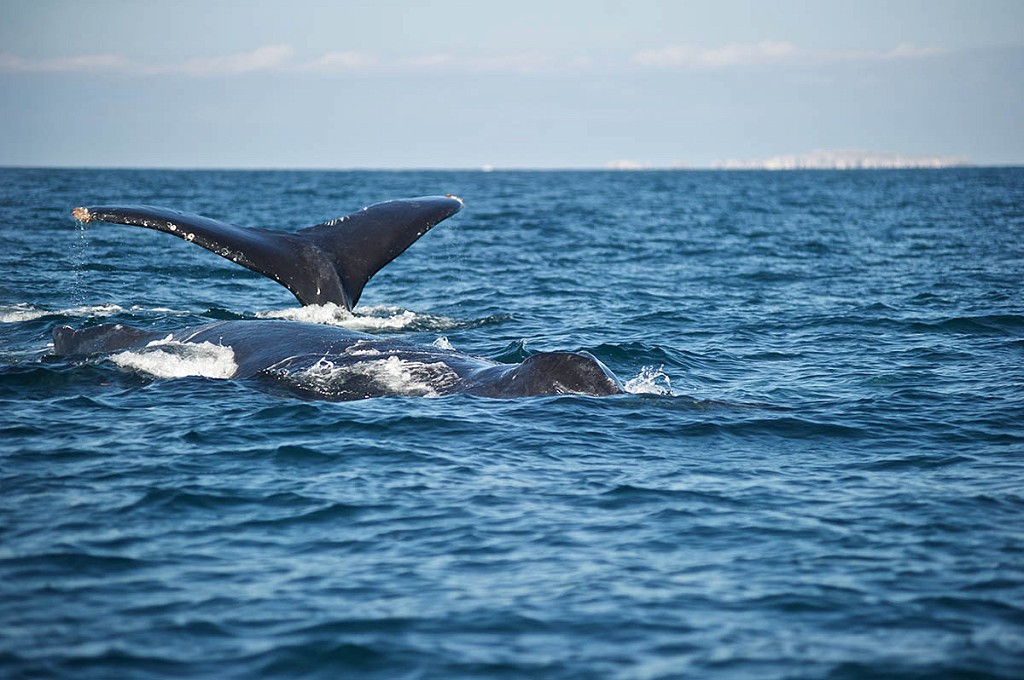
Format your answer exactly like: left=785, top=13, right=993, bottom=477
left=268, top=355, right=462, bottom=398
left=110, top=337, right=238, bottom=379
left=623, top=365, right=674, bottom=395
left=0, top=303, right=190, bottom=324
left=257, top=303, right=458, bottom=332
left=0, top=304, right=127, bottom=323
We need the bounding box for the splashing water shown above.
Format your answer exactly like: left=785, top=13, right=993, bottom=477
left=270, top=355, right=461, bottom=399
left=257, top=303, right=458, bottom=332
left=110, top=338, right=238, bottom=379
left=624, top=365, right=674, bottom=395
left=70, top=217, right=90, bottom=307
left=432, top=336, right=456, bottom=351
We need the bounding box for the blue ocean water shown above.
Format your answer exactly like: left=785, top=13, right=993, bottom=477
left=1, top=167, right=1022, bottom=679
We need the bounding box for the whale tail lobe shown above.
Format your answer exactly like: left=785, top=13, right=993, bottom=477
left=72, top=195, right=463, bottom=310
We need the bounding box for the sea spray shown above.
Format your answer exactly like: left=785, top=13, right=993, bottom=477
left=624, top=365, right=674, bottom=395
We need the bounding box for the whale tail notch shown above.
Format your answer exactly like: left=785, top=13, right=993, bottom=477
left=72, top=195, right=463, bottom=310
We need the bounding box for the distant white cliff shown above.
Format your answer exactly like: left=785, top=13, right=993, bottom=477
left=712, top=149, right=970, bottom=170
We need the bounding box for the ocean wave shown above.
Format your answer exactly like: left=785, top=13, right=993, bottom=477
left=0, top=303, right=188, bottom=324
left=4, top=168, right=1023, bottom=680
left=0, top=303, right=126, bottom=323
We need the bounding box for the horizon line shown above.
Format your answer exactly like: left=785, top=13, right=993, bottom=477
left=5, top=163, right=1020, bottom=173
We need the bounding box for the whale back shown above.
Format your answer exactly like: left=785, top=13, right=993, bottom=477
left=469, top=351, right=625, bottom=397
left=53, top=323, right=167, bottom=355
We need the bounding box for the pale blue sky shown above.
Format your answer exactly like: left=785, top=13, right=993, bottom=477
left=2, top=0, right=1022, bottom=168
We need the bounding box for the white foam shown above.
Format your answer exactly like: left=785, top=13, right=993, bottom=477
left=343, top=339, right=384, bottom=357
left=432, top=336, right=456, bottom=351
left=624, top=365, right=674, bottom=395
left=110, top=339, right=238, bottom=379
left=0, top=303, right=125, bottom=323
left=0, top=304, right=189, bottom=324
left=360, top=356, right=462, bottom=397
left=274, top=355, right=460, bottom=398
left=256, top=303, right=457, bottom=331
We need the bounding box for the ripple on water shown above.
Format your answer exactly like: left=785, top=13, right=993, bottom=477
left=2, top=168, right=1024, bottom=680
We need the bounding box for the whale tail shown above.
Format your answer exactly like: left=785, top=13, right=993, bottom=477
left=71, top=195, right=463, bottom=310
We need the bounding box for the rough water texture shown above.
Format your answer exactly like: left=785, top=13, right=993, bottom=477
left=1, top=168, right=1022, bottom=679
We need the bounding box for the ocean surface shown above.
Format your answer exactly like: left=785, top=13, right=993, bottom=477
left=1, top=167, right=1022, bottom=679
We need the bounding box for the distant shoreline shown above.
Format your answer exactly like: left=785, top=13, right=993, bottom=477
left=2, top=164, right=1021, bottom=172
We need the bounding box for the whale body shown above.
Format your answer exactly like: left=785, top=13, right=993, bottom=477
left=59, top=196, right=625, bottom=400
left=52, top=319, right=624, bottom=400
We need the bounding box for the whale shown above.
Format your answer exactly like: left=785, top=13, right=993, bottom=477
left=57, top=196, right=625, bottom=399
left=71, top=195, right=466, bottom=310
left=52, top=319, right=623, bottom=399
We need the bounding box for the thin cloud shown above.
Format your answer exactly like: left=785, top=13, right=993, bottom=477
left=827, top=43, right=949, bottom=62
left=0, top=41, right=948, bottom=77
left=291, top=50, right=574, bottom=74
left=461, top=52, right=555, bottom=73
left=0, top=45, right=573, bottom=76
left=402, top=53, right=455, bottom=69
left=632, top=41, right=801, bottom=69
left=0, top=52, right=131, bottom=73
left=173, top=44, right=294, bottom=76
left=631, top=41, right=947, bottom=69
left=0, top=45, right=295, bottom=76
left=401, top=52, right=591, bottom=74
left=298, top=50, right=379, bottom=73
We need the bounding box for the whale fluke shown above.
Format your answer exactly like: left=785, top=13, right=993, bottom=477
left=72, top=196, right=463, bottom=310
